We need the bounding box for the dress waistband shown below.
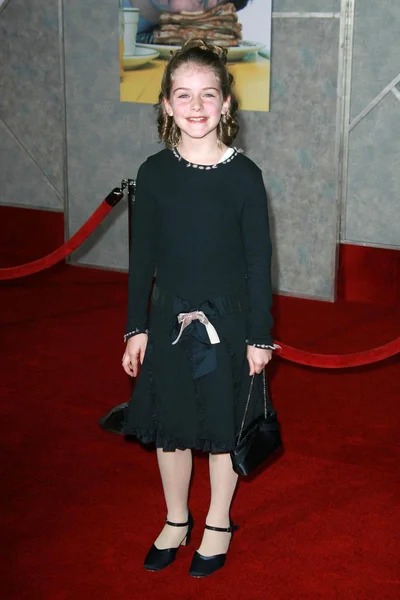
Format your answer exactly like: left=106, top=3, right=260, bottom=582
left=151, top=284, right=250, bottom=316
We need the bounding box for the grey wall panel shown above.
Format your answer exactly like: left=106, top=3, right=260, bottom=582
left=273, top=0, right=340, bottom=12
left=350, top=0, right=400, bottom=121
left=345, top=93, right=400, bottom=247
left=66, top=100, right=159, bottom=270
left=66, top=14, right=340, bottom=300
left=246, top=17, right=339, bottom=298
left=63, top=2, right=120, bottom=105
left=0, top=0, right=64, bottom=201
left=342, top=0, right=400, bottom=248
left=64, top=1, right=161, bottom=271
left=0, top=119, right=63, bottom=210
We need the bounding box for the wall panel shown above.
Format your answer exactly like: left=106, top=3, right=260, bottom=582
left=0, top=0, right=64, bottom=207
left=346, top=93, right=400, bottom=246
left=0, top=119, right=62, bottom=210
left=66, top=100, right=159, bottom=269
left=63, top=3, right=120, bottom=105
left=349, top=0, right=400, bottom=121
left=242, top=17, right=340, bottom=298
left=343, top=0, right=400, bottom=247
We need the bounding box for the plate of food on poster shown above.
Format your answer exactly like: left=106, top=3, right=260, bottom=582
left=136, top=2, right=265, bottom=61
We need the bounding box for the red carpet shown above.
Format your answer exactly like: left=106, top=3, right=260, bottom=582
left=1, top=207, right=399, bottom=600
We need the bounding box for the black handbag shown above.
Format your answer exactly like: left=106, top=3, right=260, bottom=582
left=231, top=370, right=282, bottom=476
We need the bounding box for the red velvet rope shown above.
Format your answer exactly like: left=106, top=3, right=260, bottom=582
left=0, top=189, right=123, bottom=280
left=1, top=188, right=398, bottom=369
left=274, top=337, right=399, bottom=368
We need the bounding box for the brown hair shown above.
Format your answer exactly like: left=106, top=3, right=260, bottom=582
left=155, top=39, right=239, bottom=148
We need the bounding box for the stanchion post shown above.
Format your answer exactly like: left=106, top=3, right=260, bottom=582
left=127, top=178, right=136, bottom=250
left=99, top=177, right=136, bottom=435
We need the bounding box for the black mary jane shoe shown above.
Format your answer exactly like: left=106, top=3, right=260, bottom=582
left=144, top=512, right=194, bottom=572
left=189, top=520, right=239, bottom=578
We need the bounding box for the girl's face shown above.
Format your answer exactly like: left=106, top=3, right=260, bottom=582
left=164, top=64, right=230, bottom=143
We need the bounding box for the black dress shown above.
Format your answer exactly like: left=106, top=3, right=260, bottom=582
left=123, top=147, right=275, bottom=452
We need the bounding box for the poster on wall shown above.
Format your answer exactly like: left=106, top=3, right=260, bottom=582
left=119, top=1, right=271, bottom=112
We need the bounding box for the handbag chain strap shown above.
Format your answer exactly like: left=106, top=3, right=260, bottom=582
left=237, top=370, right=269, bottom=444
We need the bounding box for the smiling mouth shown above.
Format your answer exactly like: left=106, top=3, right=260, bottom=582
left=186, top=117, right=208, bottom=123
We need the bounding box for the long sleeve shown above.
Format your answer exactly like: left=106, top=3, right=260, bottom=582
left=241, top=167, right=274, bottom=346
left=125, top=160, right=158, bottom=339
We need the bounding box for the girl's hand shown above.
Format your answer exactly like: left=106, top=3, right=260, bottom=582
left=247, top=346, right=273, bottom=376
left=122, top=333, right=148, bottom=377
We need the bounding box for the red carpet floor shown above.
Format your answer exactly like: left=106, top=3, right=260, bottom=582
left=1, top=217, right=399, bottom=599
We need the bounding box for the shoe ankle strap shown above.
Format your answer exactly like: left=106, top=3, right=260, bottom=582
left=166, top=519, right=189, bottom=527
left=205, top=523, right=238, bottom=533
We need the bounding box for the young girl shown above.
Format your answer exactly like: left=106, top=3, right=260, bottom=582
left=122, top=39, right=276, bottom=577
